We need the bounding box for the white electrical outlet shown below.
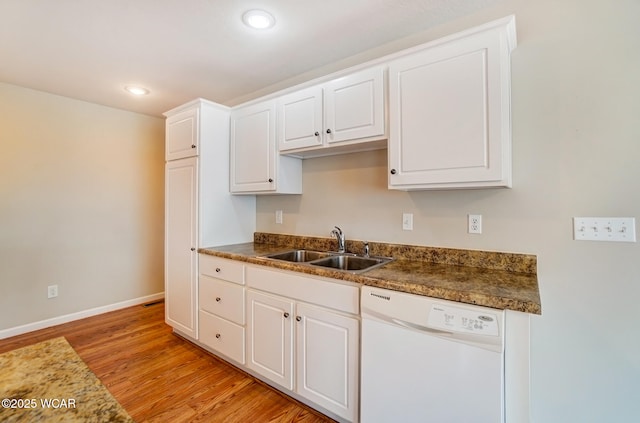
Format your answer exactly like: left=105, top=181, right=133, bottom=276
left=275, top=210, right=283, bottom=224
left=573, top=217, right=636, bottom=242
left=468, top=214, right=482, bottom=234
left=47, top=284, right=58, bottom=299
left=402, top=213, right=413, bottom=230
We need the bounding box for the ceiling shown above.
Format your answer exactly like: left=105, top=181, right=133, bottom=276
left=0, top=0, right=497, bottom=117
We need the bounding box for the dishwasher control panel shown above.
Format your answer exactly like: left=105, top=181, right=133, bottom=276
left=428, top=304, right=500, bottom=336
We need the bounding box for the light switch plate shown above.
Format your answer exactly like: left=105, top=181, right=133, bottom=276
left=573, top=217, right=636, bottom=242
left=402, top=213, right=413, bottom=230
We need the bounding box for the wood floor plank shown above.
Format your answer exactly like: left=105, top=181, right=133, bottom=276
left=0, top=301, right=335, bottom=423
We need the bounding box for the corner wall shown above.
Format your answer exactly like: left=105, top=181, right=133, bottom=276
left=0, top=83, right=165, bottom=331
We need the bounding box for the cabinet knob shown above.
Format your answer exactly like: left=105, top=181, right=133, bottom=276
left=215, top=268, right=221, bottom=272
left=190, top=247, right=196, bottom=251
left=268, top=178, right=273, bottom=183
left=191, top=144, right=196, bottom=149
left=296, top=316, right=302, bottom=322
left=283, top=312, right=290, bottom=318
left=314, top=131, right=320, bottom=136
left=326, top=129, right=332, bottom=134
left=390, top=169, right=397, bottom=175
left=215, top=297, right=221, bottom=302
left=215, top=333, right=221, bottom=339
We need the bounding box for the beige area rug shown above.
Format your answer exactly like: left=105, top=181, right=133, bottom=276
left=0, top=337, right=134, bottom=422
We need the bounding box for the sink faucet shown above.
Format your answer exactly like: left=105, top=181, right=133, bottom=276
left=331, top=226, right=346, bottom=253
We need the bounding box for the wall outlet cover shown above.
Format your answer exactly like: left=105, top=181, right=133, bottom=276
left=468, top=214, right=482, bottom=234
left=47, top=284, right=58, bottom=299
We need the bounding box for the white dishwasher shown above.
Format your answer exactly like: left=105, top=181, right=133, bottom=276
left=360, top=286, right=505, bottom=423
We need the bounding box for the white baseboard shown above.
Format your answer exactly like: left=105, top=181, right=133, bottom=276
left=0, top=292, right=165, bottom=340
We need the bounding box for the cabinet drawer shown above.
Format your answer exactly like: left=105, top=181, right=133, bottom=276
left=199, top=311, right=245, bottom=364
left=199, top=254, right=244, bottom=285
left=199, top=276, right=245, bottom=325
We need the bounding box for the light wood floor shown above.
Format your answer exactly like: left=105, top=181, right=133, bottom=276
left=0, top=301, right=335, bottom=422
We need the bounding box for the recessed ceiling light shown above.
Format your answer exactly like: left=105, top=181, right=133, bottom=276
left=124, top=86, right=149, bottom=96
left=242, top=9, right=275, bottom=29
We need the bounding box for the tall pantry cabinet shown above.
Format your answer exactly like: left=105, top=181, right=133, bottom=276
left=164, top=99, right=255, bottom=340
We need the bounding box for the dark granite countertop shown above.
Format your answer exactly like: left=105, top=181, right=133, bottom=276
left=199, top=233, right=541, bottom=314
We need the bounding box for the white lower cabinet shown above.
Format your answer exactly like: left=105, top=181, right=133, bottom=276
left=246, top=290, right=294, bottom=389
left=198, top=255, right=246, bottom=364
left=246, top=265, right=360, bottom=422
left=295, top=302, right=359, bottom=421
left=195, top=259, right=360, bottom=422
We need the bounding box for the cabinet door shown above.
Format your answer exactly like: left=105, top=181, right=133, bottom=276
left=230, top=101, right=276, bottom=193
left=166, top=108, right=198, bottom=161
left=165, top=157, right=198, bottom=338
left=278, top=86, right=323, bottom=151
left=324, top=66, right=385, bottom=144
left=295, top=303, right=359, bottom=422
left=246, top=290, right=294, bottom=390
left=388, top=27, right=512, bottom=189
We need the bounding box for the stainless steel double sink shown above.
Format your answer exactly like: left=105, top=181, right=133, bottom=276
left=262, top=249, right=393, bottom=273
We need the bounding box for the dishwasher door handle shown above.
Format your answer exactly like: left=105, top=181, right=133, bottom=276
left=390, top=317, right=453, bottom=336
left=362, top=309, right=452, bottom=336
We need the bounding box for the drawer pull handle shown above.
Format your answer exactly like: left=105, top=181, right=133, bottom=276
left=215, top=297, right=221, bottom=302
left=283, top=312, right=289, bottom=319
left=215, top=333, right=221, bottom=339
left=215, top=268, right=221, bottom=273
left=296, top=316, right=302, bottom=322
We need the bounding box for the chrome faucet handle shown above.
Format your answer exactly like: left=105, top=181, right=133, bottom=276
left=331, top=226, right=346, bottom=253
left=363, top=241, right=370, bottom=258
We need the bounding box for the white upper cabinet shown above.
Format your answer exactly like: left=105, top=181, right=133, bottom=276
left=388, top=16, right=516, bottom=190
left=165, top=107, right=198, bottom=161
left=324, top=66, right=385, bottom=144
left=278, top=66, right=386, bottom=156
left=230, top=100, right=302, bottom=194
left=277, top=86, right=323, bottom=151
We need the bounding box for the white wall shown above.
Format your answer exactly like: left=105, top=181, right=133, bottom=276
left=256, top=0, right=640, bottom=422
left=0, top=83, right=165, bottom=331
